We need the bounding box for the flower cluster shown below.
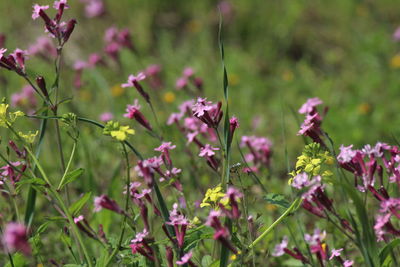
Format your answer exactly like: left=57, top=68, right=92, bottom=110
left=240, top=135, right=272, bottom=172
left=297, top=97, right=327, bottom=146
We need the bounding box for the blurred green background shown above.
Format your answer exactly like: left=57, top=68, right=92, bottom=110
left=1, top=0, right=400, bottom=264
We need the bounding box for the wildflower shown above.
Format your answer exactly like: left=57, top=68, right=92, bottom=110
left=220, top=186, right=243, bottom=219
left=124, top=100, right=152, bottom=131
left=183, top=67, right=194, bottom=77
left=241, top=135, right=273, bottom=168
left=329, top=248, right=343, bottom=260
left=131, top=229, right=149, bottom=243
left=205, top=210, right=237, bottom=254
left=18, top=130, right=39, bottom=144
left=337, top=145, right=357, bottom=163
left=155, top=142, right=176, bottom=167
left=130, top=232, right=155, bottom=262
left=11, top=85, right=37, bottom=112
left=200, top=185, right=228, bottom=208
left=81, top=0, right=105, bottom=18
left=344, top=260, right=354, bottom=267
left=176, top=251, right=193, bottom=266
left=199, top=144, right=219, bottom=157
left=103, top=121, right=135, bottom=141
left=272, top=236, right=288, bottom=256
left=122, top=73, right=150, bottom=103
left=94, top=195, right=123, bottom=214
left=32, top=4, right=50, bottom=20
left=53, top=0, right=69, bottom=10
left=166, top=203, right=189, bottom=248
left=11, top=48, right=28, bottom=71
left=0, top=104, right=25, bottom=128
left=2, top=222, right=31, bottom=256
left=163, top=92, right=176, bottom=103
left=298, top=97, right=323, bottom=114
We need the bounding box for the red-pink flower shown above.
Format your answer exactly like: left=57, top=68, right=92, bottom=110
left=122, top=73, right=146, bottom=88
left=53, top=0, right=69, bottom=10
left=2, top=222, right=31, bottom=255
left=94, top=195, right=123, bottom=214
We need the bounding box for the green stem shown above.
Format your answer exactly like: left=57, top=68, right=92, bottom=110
left=104, top=143, right=131, bottom=266
left=248, top=198, right=302, bottom=249
left=26, top=147, right=93, bottom=267
left=57, top=142, right=77, bottom=190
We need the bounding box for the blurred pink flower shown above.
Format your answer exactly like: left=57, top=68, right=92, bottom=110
left=2, top=222, right=31, bottom=255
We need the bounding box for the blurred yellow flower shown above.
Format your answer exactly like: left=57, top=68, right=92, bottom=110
left=358, top=103, right=371, bottom=114
left=186, top=19, right=201, bottom=33
left=229, top=73, right=240, bottom=86
left=79, top=90, right=92, bottom=102
left=282, top=70, right=294, bottom=81
left=19, top=130, right=39, bottom=144
left=111, top=84, right=125, bottom=97
left=110, top=126, right=135, bottom=141
left=163, top=91, right=176, bottom=103
left=200, top=185, right=226, bottom=208
left=390, top=54, right=400, bottom=69
left=0, top=104, right=24, bottom=128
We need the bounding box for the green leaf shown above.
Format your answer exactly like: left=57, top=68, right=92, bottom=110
left=69, top=192, right=92, bottom=216
left=379, top=238, right=400, bottom=265
left=201, top=256, right=213, bottom=267
left=5, top=253, right=27, bottom=267
left=59, top=168, right=84, bottom=189
left=264, top=193, right=290, bottom=208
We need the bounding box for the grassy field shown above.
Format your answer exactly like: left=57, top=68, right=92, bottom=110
left=1, top=0, right=400, bottom=266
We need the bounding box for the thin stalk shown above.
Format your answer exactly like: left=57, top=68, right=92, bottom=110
left=105, top=143, right=131, bottom=266
left=57, top=141, right=77, bottom=190
left=248, top=198, right=302, bottom=249
left=26, top=147, right=93, bottom=267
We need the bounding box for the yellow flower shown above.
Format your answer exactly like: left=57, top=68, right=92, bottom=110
left=19, top=130, right=39, bottom=144
left=201, top=185, right=226, bottom=208
left=0, top=103, right=8, bottom=127
left=110, top=126, right=135, bottom=141
left=163, top=91, right=176, bottom=103
left=391, top=54, right=400, bottom=69
left=230, top=250, right=241, bottom=261
left=111, top=84, right=125, bottom=97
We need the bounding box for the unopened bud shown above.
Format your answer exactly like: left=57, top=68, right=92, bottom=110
left=36, top=76, right=48, bottom=97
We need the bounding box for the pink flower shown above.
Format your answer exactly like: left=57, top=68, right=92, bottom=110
left=146, top=64, right=161, bottom=76
left=176, top=251, right=193, bottom=265
left=84, top=0, right=105, bottom=18
left=175, top=77, right=188, bottom=89
left=94, top=195, right=123, bottom=214
left=74, top=215, right=84, bottom=224
left=329, top=248, right=343, bottom=260
left=291, top=172, right=310, bottom=189
left=131, top=229, right=149, bottom=243
left=192, top=97, right=213, bottom=117
left=99, top=112, right=113, bottom=122
left=344, top=260, right=354, bottom=267
left=53, top=0, right=69, bottom=10
left=155, top=142, right=176, bottom=152
left=121, top=72, right=146, bottom=88
left=199, top=144, right=219, bottom=157
left=2, top=222, right=31, bottom=255
left=183, top=67, right=194, bottom=77
left=32, top=4, right=49, bottom=20
left=0, top=48, right=6, bottom=59
left=393, top=27, right=400, bottom=41
left=298, top=97, right=323, bottom=114
left=272, top=236, right=288, bottom=256
left=167, top=113, right=183, bottom=125
left=11, top=49, right=28, bottom=70
left=337, top=145, right=357, bottom=163
left=304, top=228, right=326, bottom=246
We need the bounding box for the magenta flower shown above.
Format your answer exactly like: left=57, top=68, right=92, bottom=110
left=166, top=203, right=189, bottom=248
left=272, top=236, right=288, bottom=256
left=176, top=251, right=193, bottom=265
left=176, top=77, right=188, bottom=90
left=53, top=0, right=69, bottom=10
left=329, top=248, right=343, bottom=260
left=304, top=228, right=326, bottom=246
left=74, top=215, right=84, bottom=224
left=131, top=229, right=149, bottom=243
left=0, top=48, right=6, bottom=59
left=32, top=4, right=49, bottom=20
left=298, top=97, right=323, bottom=114
left=199, top=144, right=219, bottom=157
left=155, top=142, right=176, bottom=152
left=122, top=73, right=146, bottom=88
left=124, top=100, right=152, bottom=131
left=344, top=260, right=354, bottom=267
left=94, top=195, right=123, bottom=214
left=192, top=97, right=213, bottom=117
left=337, top=145, right=357, bottom=163
left=2, top=222, right=31, bottom=255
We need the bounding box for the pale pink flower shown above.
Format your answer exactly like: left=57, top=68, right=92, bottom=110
left=2, top=222, right=31, bottom=255
left=337, top=145, right=357, bottom=163
left=199, top=144, right=219, bottom=157
left=131, top=229, right=149, bottom=243
left=53, top=0, right=69, bottom=10
left=0, top=48, right=7, bottom=59
left=176, top=251, right=193, bottom=265
left=183, top=67, right=194, bottom=77
left=329, top=248, right=343, bottom=260
left=99, top=112, right=113, bottom=122
left=298, top=97, right=323, bottom=114
left=32, top=4, right=49, bottom=20
left=155, top=142, right=176, bottom=152
left=121, top=72, right=146, bottom=88
left=272, top=236, right=288, bottom=257
left=344, top=260, right=354, bottom=267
